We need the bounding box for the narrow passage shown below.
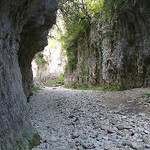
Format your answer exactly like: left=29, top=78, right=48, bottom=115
left=28, top=87, right=150, bottom=150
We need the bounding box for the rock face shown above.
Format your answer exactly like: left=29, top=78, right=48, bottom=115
left=64, top=0, right=150, bottom=89
left=31, top=12, right=67, bottom=85
left=18, top=0, right=58, bottom=97
left=32, top=35, right=67, bottom=85
left=32, top=47, right=67, bottom=85
left=0, top=0, right=57, bottom=149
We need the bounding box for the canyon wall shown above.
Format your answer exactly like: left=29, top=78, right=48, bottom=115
left=65, top=0, right=150, bottom=89
left=32, top=21, right=67, bottom=85
left=32, top=46, right=67, bottom=85
left=18, top=0, right=58, bottom=97
left=0, top=0, right=57, bottom=149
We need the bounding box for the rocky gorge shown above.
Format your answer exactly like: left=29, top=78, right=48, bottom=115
left=0, top=0, right=150, bottom=150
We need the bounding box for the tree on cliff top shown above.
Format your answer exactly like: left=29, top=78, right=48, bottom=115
left=58, top=0, right=126, bottom=69
left=59, top=0, right=126, bottom=43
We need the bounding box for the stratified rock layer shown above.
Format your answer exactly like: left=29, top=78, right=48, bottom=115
left=65, top=0, right=150, bottom=89
left=0, top=0, right=57, bottom=149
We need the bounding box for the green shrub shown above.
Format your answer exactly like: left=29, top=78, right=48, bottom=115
left=58, top=72, right=64, bottom=81
left=45, top=73, right=64, bottom=87
left=141, top=93, right=150, bottom=97
left=67, top=81, right=78, bottom=89
left=117, top=80, right=128, bottom=91
left=102, top=86, right=117, bottom=91
left=32, top=85, right=42, bottom=92
left=76, top=82, right=88, bottom=89
left=83, top=68, right=88, bottom=76
left=140, top=93, right=150, bottom=103
left=34, top=52, right=45, bottom=65
left=45, top=79, right=57, bottom=87
left=65, top=58, right=78, bottom=69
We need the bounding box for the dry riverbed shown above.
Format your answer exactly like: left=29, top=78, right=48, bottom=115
left=28, top=87, right=150, bottom=150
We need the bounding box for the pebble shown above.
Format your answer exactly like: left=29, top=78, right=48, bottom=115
left=72, top=131, right=80, bottom=139
left=48, top=135, right=57, bottom=142
left=122, top=116, right=128, bottom=119
left=143, top=130, right=150, bottom=134
left=108, top=136, right=117, bottom=142
left=139, top=113, right=146, bottom=117
left=145, top=144, right=150, bottom=148
left=131, top=142, right=143, bottom=149
left=107, top=128, right=115, bottom=134
left=81, top=140, right=95, bottom=149
left=122, top=140, right=132, bottom=147
left=116, top=124, right=132, bottom=130
left=28, top=87, right=150, bottom=150
left=100, top=125, right=108, bottom=130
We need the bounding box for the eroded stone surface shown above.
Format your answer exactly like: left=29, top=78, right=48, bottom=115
left=0, top=0, right=57, bottom=149
left=18, top=0, right=58, bottom=97
left=65, top=0, right=150, bottom=88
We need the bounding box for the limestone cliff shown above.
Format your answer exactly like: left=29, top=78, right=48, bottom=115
left=0, top=0, right=57, bottom=149
left=32, top=18, right=67, bottom=85
left=18, top=0, right=58, bottom=97
left=32, top=46, right=67, bottom=85
left=64, top=0, right=150, bottom=89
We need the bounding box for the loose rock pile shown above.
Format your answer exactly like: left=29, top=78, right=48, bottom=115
left=28, top=87, right=150, bottom=150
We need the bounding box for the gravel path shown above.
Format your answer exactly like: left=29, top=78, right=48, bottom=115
left=28, top=87, right=150, bottom=150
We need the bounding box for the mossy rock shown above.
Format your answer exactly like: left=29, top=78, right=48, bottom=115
left=28, top=133, right=40, bottom=150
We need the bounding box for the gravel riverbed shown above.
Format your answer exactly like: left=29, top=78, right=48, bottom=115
left=28, top=87, right=150, bottom=150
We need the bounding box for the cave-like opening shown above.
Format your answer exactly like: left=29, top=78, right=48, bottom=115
left=31, top=12, right=67, bottom=89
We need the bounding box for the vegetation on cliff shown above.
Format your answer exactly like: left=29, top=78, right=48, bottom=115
left=59, top=0, right=126, bottom=69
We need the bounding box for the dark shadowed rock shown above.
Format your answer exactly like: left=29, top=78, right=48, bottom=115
left=0, top=0, right=57, bottom=149
left=18, top=0, right=58, bottom=97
